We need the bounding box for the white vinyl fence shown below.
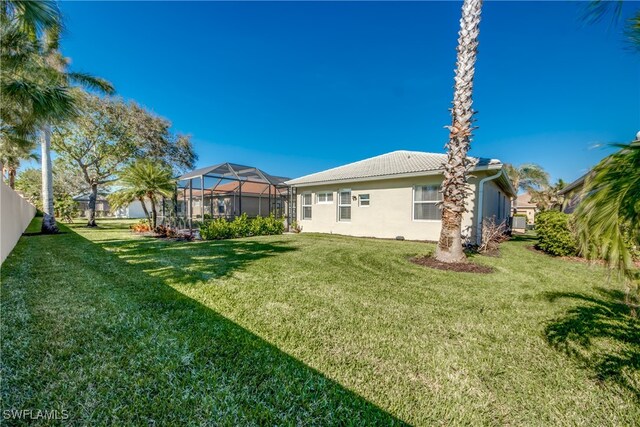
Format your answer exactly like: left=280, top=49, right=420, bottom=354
left=1, top=180, right=36, bottom=264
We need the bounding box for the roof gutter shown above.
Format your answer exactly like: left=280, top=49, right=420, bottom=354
left=476, top=168, right=506, bottom=246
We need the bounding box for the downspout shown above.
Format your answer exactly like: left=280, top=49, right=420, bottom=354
left=476, top=168, right=506, bottom=246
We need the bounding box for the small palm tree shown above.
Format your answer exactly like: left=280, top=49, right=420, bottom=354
left=111, top=160, right=175, bottom=229
left=505, top=163, right=550, bottom=194
left=0, top=142, right=38, bottom=188
left=435, top=0, right=483, bottom=263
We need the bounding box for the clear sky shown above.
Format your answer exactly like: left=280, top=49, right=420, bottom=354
left=57, top=1, right=639, bottom=183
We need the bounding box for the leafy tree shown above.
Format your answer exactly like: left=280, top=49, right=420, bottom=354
left=505, top=163, right=550, bottom=194
left=14, top=161, right=87, bottom=210
left=53, top=95, right=195, bottom=226
left=435, top=0, right=482, bottom=263
left=109, top=160, right=175, bottom=228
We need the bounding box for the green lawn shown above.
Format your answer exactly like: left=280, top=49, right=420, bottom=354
left=2, top=219, right=638, bottom=425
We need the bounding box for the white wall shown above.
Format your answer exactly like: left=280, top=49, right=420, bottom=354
left=1, top=180, right=36, bottom=264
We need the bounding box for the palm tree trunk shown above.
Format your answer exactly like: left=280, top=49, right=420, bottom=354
left=87, top=183, right=98, bottom=227
left=149, top=195, right=157, bottom=229
left=137, top=196, right=151, bottom=222
left=435, top=0, right=482, bottom=263
left=8, top=166, right=16, bottom=189
left=40, top=125, right=58, bottom=234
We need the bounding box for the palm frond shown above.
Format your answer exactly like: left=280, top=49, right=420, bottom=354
left=68, top=72, right=115, bottom=95
left=574, top=140, right=640, bottom=277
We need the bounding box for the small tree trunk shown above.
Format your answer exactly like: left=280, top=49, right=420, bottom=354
left=40, top=125, right=58, bottom=234
left=149, top=195, right=157, bottom=229
left=87, top=183, right=98, bottom=227
left=8, top=167, right=16, bottom=189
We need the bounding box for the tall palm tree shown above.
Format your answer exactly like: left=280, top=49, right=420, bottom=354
left=435, top=0, right=483, bottom=263
left=110, top=160, right=175, bottom=229
left=505, top=163, right=551, bottom=194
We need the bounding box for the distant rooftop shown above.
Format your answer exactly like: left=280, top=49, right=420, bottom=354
left=286, top=150, right=502, bottom=186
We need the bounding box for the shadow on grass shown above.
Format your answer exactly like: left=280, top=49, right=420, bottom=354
left=3, top=221, right=406, bottom=424
left=509, top=233, right=538, bottom=243
left=90, top=235, right=298, bottom=285
left=543, top=288, right=640, bottom=400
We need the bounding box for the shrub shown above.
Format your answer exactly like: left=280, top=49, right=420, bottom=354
left=250, top=215, right=268, bottom=236
left=199, top=214, right=285, bottom=240
left=230, top=213, right=251, bottom=238
left=200, top=218, right=233, bottom=240
left=264, top=214, right=285, bottom=235
left=479, top=217, right=509, bottom=254
left=535, top=211, right=577, bottom=256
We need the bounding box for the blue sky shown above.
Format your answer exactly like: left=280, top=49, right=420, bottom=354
left=57, top=1, right=639, bottom=183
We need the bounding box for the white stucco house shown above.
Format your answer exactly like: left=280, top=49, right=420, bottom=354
left=285, top=151, right=516, bottom=244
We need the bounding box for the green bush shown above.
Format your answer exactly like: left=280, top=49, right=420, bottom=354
left=199, top=214, right=285, bottom=240
left=230, top=213, right=251, bottom=238
left=535, top=211, right=577, bottom=256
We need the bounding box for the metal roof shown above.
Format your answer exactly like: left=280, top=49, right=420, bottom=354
left=286, top=150, right=502, bottom=186
left=177, top=162, right=289, bottom=187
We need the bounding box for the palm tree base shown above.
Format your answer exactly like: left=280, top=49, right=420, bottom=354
left=41, top=214, right=59, bottom=234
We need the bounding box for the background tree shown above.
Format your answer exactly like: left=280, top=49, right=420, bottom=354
left=1, top=142, right=38, bottom=188
left=505, top=163, right=550, bottom=194
left=53, top=95, right=196, bottom=227
left=529, top=179, right=566, bottom=211
left=14, top=160, right=87, bottom=210
left=110, top=160, right=175, bottom=228
left=435, top=0, right=483, bottom=263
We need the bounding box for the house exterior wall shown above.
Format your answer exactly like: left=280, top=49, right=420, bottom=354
left=482, top=180, right=512, bottom=224
left=294, top=174, right=496, bottom=242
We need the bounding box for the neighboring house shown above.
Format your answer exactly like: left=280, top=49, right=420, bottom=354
left=558, top=173, right=588, bottom=213
left=73, top=193, right=111, bottom=218
left=113, top=199, right=153, bottom=219
left=286, top=150, right=516, bottom=244
left=73, top=193, right=152, bottom=219
left=514, top=192, right=537, bottom=224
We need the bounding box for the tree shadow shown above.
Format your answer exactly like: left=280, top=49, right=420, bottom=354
left=543, top=288, right=640, bottom=400
left=508, top=233, right=538, bottom=243
left=90, top=235, right=299, bottom=286
left=3, top=223, right=407, bottom=424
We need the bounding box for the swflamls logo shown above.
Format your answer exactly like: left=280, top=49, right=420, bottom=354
left=2, top=409, right=69, bottom=420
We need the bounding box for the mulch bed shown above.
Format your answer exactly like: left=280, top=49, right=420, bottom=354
left=410, top=255, right=494, bottom=273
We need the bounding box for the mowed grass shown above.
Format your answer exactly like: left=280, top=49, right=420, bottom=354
left=1, top=218, right=638, bottom=425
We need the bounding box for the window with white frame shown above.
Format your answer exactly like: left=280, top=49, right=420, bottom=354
left=358, top=194, right=370, bottom=207
left=338, top=189, right=351, bottom=221
left=316, top=191, right=333, bottom=204
left=218, top=200, right=225, bottom=214
left=302, top=193, right=312, bottom=220
left=413, top=185, right=442, bottom=220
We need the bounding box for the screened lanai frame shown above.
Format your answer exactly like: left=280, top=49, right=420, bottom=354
left=160, top=162, right=294, bottom=233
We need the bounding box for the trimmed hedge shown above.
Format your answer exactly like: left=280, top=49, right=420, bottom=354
left=199, top=213, right=285, bottom=240
left=535, top=211, right=577, bottom=256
